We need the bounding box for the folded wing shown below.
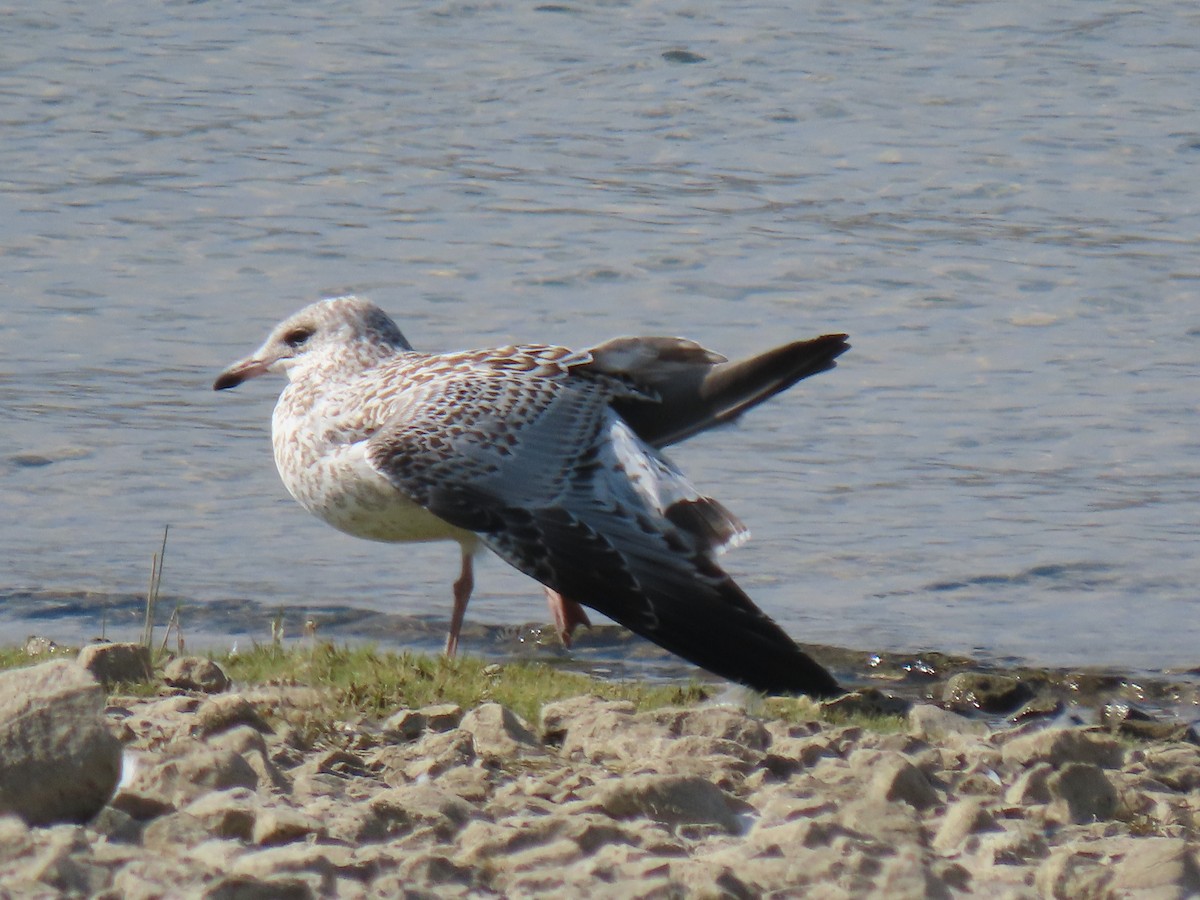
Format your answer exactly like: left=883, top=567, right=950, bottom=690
left=364, top=367, right=840, bottom=697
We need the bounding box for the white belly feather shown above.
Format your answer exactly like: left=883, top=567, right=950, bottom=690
left=271, top=400, right=474, bottom=546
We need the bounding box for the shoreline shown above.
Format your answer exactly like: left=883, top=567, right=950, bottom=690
left=7, top=613, right=1200, bottom=726
left=5, top=587, right=1199, bottom=681
left=0, top=643, right=1197, bottom=896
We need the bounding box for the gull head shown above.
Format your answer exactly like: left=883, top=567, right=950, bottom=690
left=213, top=295, right=412, bottom=390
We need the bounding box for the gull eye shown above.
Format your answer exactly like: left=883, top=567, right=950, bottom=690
left=283, top=327, right=315, bottom=348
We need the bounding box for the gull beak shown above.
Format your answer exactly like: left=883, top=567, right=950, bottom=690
left=213, top=358, right=270, bottom=391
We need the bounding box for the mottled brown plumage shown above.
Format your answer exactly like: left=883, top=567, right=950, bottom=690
left=214, top=295, right=847, bottom=696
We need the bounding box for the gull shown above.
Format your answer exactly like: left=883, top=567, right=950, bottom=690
left=214, top=296, right=848, bottom=696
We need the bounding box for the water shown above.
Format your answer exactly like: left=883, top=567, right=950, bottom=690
left=3, top=2, right=1198, bottom=676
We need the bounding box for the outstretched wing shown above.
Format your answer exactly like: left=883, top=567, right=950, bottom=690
left=363, top=364, right=840, bottom=697
left=571, top=334, right=851, bottom=448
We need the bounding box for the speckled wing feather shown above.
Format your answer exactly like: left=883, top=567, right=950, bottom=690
left=364, top=353, right=841, bottom=697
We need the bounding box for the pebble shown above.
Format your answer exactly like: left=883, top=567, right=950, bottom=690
left=0, top=659, right=1198, bottom=896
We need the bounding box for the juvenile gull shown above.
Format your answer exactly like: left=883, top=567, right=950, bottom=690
left=214, top=296, right=848, bottom=697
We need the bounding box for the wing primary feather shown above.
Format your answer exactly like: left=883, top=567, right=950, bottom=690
left=482, top=505, right=842, bottom=698
left=601, top=333, right=850, bottom=447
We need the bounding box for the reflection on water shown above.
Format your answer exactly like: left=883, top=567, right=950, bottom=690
left=2, top=1, right=1198, bottom=674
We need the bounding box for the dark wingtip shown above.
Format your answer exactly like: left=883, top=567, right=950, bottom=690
left=804, top=333, right=851, bottom=371
left=777, top=664, right=844, bottom=700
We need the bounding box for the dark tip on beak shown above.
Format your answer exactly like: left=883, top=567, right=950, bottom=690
left=213, top=359, right=269, bottom=391
left=213, top=370, right=244, bottom=391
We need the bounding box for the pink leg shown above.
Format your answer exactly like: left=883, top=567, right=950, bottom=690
left=445, top=548, right=475, bottom=656
left=545, top=588, right=591, bottom=648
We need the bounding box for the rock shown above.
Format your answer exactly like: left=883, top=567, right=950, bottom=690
left=1138, top=745, right=1200, bottom=792
left=669, top=859, right=756, bottom=900
left=89, top=805, right=144, bottom=844
left=296, top=748, right=369, bottom=781
left=13, top=824, right=111, bottom=896
left=0, top=814, right=32, bottom=865
left=1010, top=693, right=1065, bottom=723
left=163, top=657, right=231, bottom=693
left=108, top=783, right=175, bottom=821
left=932, top=798, right=1000, bottom=851
left=541, top=696, right=635, bottom=747
left=77, top=642, right=152, bottom=685
left=978, top=821, right=1050, bottom=865
left=430, top=765, right=492, bottom=806
left=118, top=695, right=201, bottom=747
left=877, top=846, right=952, bottom=900
left=253, top=807, right=325, bottom=845
left=381, top=709, right=426, bottom=742
left=203, top=875, right=316, bottom=900
left=23, top=636, right=62, bottom=659
left=109, top=856, right=205, bottom=898
left=821, top=688, right=911, bottom=718
left=369, top=784, right=474, bottom=840
left=1005, top=761, right=1053, bottom=805
left=1108, top=836, right=1200, bottom=897
left=859, top=751, right=939, bottom=810
left=1000, top=727, right=1123, bottom=769
left=121, top=747, right=259, bottom=808
left=556, top=703, right=667, bottom=762
left=208, top=725, right=291, bottom=794
left=182, top=788, right=258, bottom=840
left=417, top=703, right=463, bottom=732
left=653, top=706, right=770, bottom=750
left=1037, top=847, right=1112, bottom=899
left=110, top=855, right=205, bottom=899
left=639, top=734, right=759, bottom=786
left=317, top=802, right=390, bottom=845
left=193, top=695, right=272, bottom=738
left=838, top=797, right=924, bottom=845
left=386, top=852, right=478, bottom=892
left=504, top=836, right=582, bottom=874
left=458, top=703, right=544, bottom=762
left=187, top=838, right=244, bottom=872
left=943, top=672, right=1034, bottom=714
left=953, top=762, right=1005, bottom=797
left=934, top=861, right=973, bottom=892
left=456, top=812, right=632, bottom=869
left=141, top=811, right=211, bottom=851
left=747, top=817, right=849, bottom=857
left=228, top=843, right=366, bottom=892
left=0, top=661, right=123, bottom=825
left=1047, top=763, right=1117, bottom=823
left=590, top=774, right=740, bottom=833
left=1114, top=718, right=1199, bottom=744
left=908, top=704, right=990, bottom=740
left=379, top=729, right=476, bottom=782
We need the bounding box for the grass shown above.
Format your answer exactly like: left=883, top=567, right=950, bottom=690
left=0, top=646, right=39, bottom=670
left=4, top=639, right=877, bottom=733
left=219, top=642, right=713, bottom=727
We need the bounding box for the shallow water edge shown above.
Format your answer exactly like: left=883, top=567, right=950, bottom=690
left=4, top=587, right=1197, bottom=728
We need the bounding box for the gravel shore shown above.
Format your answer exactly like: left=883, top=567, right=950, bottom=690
left=0, top=646, right=1198, bottom=898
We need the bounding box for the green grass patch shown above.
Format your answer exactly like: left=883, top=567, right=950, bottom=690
left=217, top=642, right=710, bottom=726
left=1, top=641, right=906, bottom=736
left=0, top=646, right=35, bottom=670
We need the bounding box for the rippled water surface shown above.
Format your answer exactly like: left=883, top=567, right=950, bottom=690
left=3, top=2, right=1198, bottom=674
